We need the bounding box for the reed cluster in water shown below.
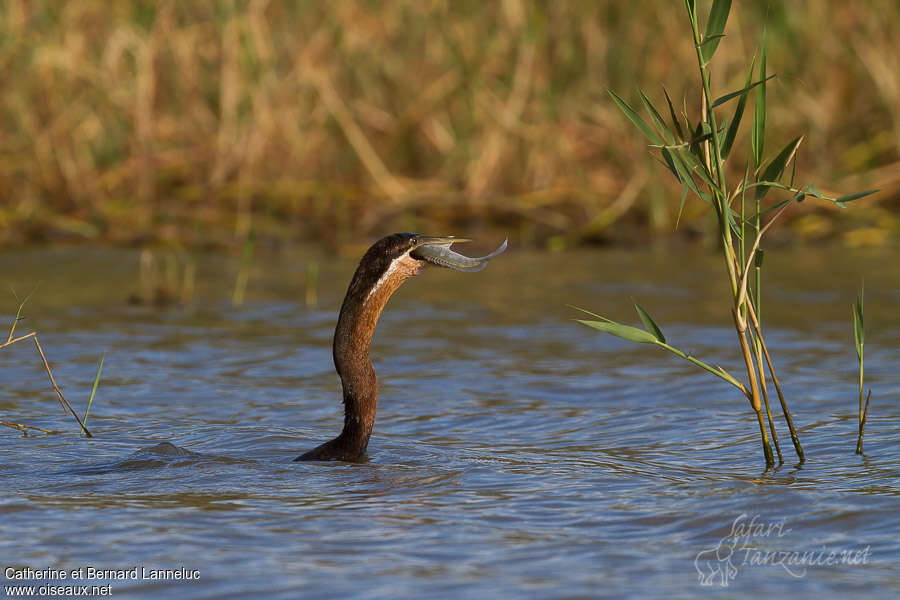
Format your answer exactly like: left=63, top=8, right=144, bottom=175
left=576, top=0, right=877, bottom=468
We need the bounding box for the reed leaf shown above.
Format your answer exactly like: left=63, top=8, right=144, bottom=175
left=639, top=90, right=675, bottom=144
left=712, top=73, right=774, bottom=109
left=675, top=183, right=689, bottom=229
left=609, top=90, right=663, bottom=145
left=755, top=135, right=803, bottom=200
left=634, top=304, right=666, bottom=343
left=835, top=189, right=879, bottom=207
left=663, top=88, right=686, bottom=141
left=666, top=147, right=709, bottom=202
left=660, top=148, right=680, bottom=179
left=751, top=29, right=767, bottom=167
left=83, top=354, right=105, bottom=434
left=701, top=0, right=732, bottom=62
left=576, top=320, right=659, bottom=344
left=675, top=145, right=717, bottom=188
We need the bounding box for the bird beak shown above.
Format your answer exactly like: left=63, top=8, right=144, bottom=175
left=411, top=237, right=508, bottom=272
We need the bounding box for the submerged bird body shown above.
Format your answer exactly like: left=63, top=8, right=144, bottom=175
left=295, top=233, right=505, bottom=462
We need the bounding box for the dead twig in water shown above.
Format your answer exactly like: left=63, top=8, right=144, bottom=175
left=0, top=420, right=57, bottom=436
left=3, top=294, right=94, bottom=437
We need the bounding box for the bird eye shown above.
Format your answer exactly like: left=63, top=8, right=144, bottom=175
left=410, top=236, right=419, bottom=246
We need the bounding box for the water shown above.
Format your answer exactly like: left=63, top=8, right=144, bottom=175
left=2, top=244, right=899, bottom=598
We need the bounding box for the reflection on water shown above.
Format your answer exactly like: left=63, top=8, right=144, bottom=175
left=1, top=245, right=899, bottom=598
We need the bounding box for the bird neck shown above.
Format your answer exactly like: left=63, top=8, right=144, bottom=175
left=328, top=254, right=421, bottom=459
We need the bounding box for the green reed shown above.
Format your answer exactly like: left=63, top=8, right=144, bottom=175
left=575, top=0, right=876, bottom=468
left=853, top=286, right=872, bottom=454
left=82, top=354, right=105, bottom=436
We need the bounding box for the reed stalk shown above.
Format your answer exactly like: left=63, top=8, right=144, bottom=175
left=576, top=0, right=874, bottom=468
left=852, top=286, right=870, bottom=454
left=856, top=390, right=872, bottom=455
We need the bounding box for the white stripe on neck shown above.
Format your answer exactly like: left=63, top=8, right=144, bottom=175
left=366, top=251, right=408, bottom=302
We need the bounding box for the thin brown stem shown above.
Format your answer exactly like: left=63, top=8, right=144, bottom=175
left=733, top=309, right=773, bottom=468
left=746, top=301, right=804, bottom=462
left=701, top=91, right=712, bottom=174
left=736, top=201, right=792, bottom=314
left=754, top=405, right=775, bottom=469
left=733, top=312, right=761, bottom=412
left=0, top=331, right=37, bottom=349
left=752, top=329, right=783, bottom=463
left=1, top=420, right=56, bottom=435
left=856, top=389, right=872, bottom=454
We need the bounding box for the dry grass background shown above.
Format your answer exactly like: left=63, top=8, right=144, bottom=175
left=1, top=0, right=898, bottom=249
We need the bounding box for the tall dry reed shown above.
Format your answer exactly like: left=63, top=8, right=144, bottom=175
left=1, top=1, right=897, bottom=246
